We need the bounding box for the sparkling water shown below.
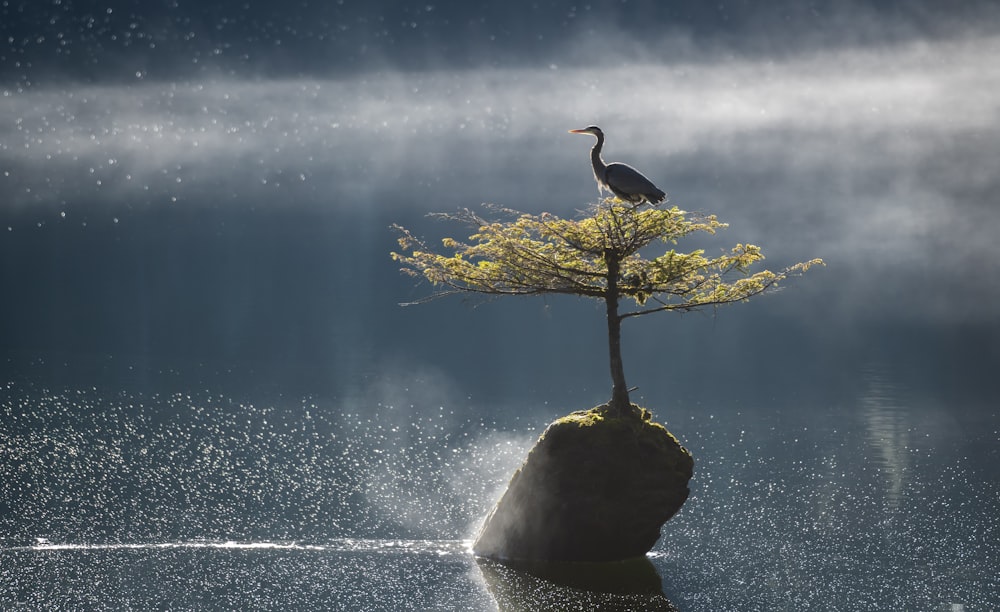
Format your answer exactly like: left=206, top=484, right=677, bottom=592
left=1, top=374, right=995, bottom=610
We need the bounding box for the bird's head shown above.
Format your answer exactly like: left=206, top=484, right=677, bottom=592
left=569, top=125, right=603, bottom=138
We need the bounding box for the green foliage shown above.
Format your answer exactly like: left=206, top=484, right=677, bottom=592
left=391, top=199, right=822, bottom=319
left=552, top=404, right=654, bottom=428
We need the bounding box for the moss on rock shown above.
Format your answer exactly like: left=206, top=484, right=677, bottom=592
left=473, top=404, right=693, bottom=563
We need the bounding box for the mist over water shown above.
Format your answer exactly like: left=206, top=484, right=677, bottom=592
left=5, top=35, right=1000, bottom=397
left=2, top=1, right=1000, bottom=609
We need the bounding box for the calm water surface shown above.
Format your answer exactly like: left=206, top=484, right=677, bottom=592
left=1, top=369, right=996, bottom=611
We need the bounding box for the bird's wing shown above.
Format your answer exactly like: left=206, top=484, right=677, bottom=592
left=605, top=162, right=662, bottom=198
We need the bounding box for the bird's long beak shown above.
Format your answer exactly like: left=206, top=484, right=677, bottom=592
left=568, top=129, right=587, bottom=134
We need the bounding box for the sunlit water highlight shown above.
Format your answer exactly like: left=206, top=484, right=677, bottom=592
left=1, top=374, right=997, bottom=610
left=21, top=537, right=472, bottom=555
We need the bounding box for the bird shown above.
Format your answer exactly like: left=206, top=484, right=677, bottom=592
left=569, top=125, right=666, bottom=205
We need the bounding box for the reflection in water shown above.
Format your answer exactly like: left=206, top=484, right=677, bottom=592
left=476, top=556, right=678, bottom=612
left=859, top=362, right=910, bottom=506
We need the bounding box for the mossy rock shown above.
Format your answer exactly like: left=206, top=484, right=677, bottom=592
left=473, top=403, right=693, bottom=563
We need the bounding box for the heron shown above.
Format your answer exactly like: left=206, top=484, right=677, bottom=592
left=569, top=125, right=666, bottom=205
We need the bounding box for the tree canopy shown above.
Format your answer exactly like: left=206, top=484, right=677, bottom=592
left=392, top=199, right=822, bottom=412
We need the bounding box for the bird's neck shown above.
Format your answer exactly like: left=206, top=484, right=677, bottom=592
left=590, top=137, right=606, bottom=175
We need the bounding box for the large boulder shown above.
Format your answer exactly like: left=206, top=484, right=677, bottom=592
left=473, top=403, right=693, bottom=563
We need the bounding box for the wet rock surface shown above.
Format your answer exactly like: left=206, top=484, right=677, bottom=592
left=473, top=403, right=694, bottom=563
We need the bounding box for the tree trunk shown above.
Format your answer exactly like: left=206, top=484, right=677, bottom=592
left=604, top=249, right=630, bottom=413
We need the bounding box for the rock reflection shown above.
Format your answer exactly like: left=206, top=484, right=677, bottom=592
left=476, top=556, right=678, bottom=611
left=860, top=362, right=910, bottom=507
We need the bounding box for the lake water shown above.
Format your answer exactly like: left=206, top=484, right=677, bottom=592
left=4, top=4, right=1000, bottom=608
left=1, top=367, right=996, bottom=611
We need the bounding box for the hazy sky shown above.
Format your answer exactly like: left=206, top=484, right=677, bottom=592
left=2, top=1, right=998, bottom=402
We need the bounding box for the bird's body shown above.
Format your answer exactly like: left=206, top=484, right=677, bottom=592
left=569, top=126, right=666, bottom=205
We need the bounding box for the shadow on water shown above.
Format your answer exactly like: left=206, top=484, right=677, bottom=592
left=476, top=556, right=679, bottom=611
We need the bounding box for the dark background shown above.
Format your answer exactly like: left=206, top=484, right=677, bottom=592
left=5, top=1, right=999, bottom=82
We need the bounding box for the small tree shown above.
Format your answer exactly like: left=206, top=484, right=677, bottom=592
left=392, top=200, right=822, bottom=415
